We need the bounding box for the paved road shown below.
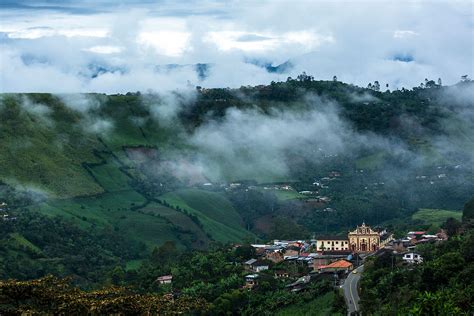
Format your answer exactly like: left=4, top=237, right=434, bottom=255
left=343, top=265, right=363, bottom=315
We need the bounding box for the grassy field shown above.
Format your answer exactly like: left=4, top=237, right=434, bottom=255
left=125, top=259, right=144, bottom=271
left=355, top=152, right=386, bottom=170
left=160, top=189, right=252, bottom=243
left=9, top=233, right=43, bottom=255
left=0, top=94, right=109, bottom=198
left=86, top=154, right=133, bottom=192
left=412, top=208, right=462, bottom=226
left=267, top=189, right=304, bottom=201
left=276, top=291, right=341, bottom=316
left=137, top=202, right=211, bottom=248
left=33, top=190, right=186, bottom=249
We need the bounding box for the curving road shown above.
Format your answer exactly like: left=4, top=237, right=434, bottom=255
left=343, top=265, right=364, bottom=315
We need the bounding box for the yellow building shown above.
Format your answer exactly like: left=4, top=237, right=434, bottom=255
left=348, top=222, right=380, bottom=253
left=316, top=236, right=349, bottom=252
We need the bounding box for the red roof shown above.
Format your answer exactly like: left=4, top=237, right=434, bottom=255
left=323, top=260, right=352, bottom=269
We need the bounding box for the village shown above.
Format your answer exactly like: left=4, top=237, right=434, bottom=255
left=156, top=222, right=449, bottom=297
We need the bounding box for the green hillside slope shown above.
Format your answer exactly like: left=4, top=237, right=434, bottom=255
left=160, top=189, right=251, bottom=242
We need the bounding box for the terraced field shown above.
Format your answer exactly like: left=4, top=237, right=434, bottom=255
left=160, top=189, right=252, bottom=243
left=412, top=208, right=462, bottom=226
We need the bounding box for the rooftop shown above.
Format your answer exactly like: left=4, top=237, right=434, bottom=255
left=324, top=259, right=353, bottom=269
left=244, top=259, right=257, bottom=265
left=157, top=275, right=173, bottom=281
left=317, top=235, right=348, bottom=241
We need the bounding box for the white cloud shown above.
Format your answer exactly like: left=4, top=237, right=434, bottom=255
left=138, top=31, right=191, bottom=57
left=83, top=45, right=123, bottom=54
left=393, top=30, right=419, bottom=39
left=0, top=0, right=472, bottom=92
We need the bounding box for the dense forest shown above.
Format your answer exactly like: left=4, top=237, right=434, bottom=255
left=360, top=198, right=474, bottom=315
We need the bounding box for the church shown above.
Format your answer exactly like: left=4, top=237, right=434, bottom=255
left=348, top=222, right=380, bottom=252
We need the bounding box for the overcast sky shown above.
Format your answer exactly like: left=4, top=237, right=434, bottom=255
left=0, top=0, right=472, bottom=93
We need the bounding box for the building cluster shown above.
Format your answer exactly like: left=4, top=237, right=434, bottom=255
left=242, top=223, right=392, bottom=289
left=316, top=222, right=394, bottom=253
left=384, top=229, right=448, bottom=265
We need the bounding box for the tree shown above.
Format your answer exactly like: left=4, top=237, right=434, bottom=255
left=333, top=75, right=338, bottom=82
left=373, top=81, right=380, bottom=91
left=234, top=244, right=256, bottom=260
left=110, top=266, right=125, bottom=285
left=441, top=217, right=461, bottom=237
left=151, top=241, right=178, bottom=265
left=462, top=196, right=474, bottom=224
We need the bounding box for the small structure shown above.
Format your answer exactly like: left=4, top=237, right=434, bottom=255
left=286, top=275, right=311, bottom=291
left=253, top=261, right=269, bottom=272
left=274, top=270, right=290, bottom=278
left=244, top=274, right=259, bottom=289
left=244, top=259, right=269, bottom=272
left=402, top=252, right=423, bottom=264
left=156, top=275, right=173, bottom=285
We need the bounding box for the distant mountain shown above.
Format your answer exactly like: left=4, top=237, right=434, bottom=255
left=85, top=59, right=293, bottom=81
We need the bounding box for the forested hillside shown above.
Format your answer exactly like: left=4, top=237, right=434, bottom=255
left=1, top=77, right=473, bottom=286
left=359, top=197, right=474, bottom=315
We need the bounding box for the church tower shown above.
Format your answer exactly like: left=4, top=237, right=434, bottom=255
left=348, top=222, right=380, bottom=253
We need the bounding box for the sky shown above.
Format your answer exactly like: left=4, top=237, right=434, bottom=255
left=0, top=0, right=472, bottom=93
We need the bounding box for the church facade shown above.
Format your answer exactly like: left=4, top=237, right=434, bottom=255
left=348, top=222, right=380, bottom=252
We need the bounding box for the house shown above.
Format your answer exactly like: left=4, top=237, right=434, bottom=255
left=316, top=236, right=349, bottom=252
left=156, top=275, right=173, bottom=285
left=284, top=246, right=300, bottom=259
left=286, top=275, right=311, bottom=291
left=244, top=258, right=258, bottom=270
left=310, top=253, right=350, bottom=270
left=407, top=231, right=426, bottom=239
left=244, top=274, right=259, bottom=288
left=402, top=252, right=423, bottom=264
left=244, top=259, right=269, bottom=272
left=380, top=231, right=395, bottom=247
left=264, top=245, right=284, bottom=253
left=254, top=262, right=269, bottom=272
left=274, top=270, right=290, bottom=278
left=318, top=259, right=353, bottom=273
left=265, top=251, right=284, bottom=263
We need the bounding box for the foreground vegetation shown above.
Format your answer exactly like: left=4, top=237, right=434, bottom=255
left=360, top=198, right=474, bottom=315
